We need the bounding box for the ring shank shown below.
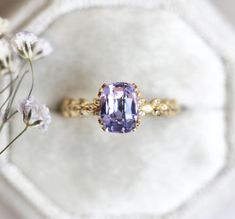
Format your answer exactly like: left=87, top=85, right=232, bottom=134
left=61, top=98, right=180, bottom=117
left=139, top=98, right=180, bottom=116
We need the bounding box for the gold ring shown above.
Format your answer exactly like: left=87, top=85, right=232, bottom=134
left=61, top=82, right=180, bottom=133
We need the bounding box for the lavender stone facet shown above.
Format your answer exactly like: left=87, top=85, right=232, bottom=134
left=99, top=82, right=139, bottom=133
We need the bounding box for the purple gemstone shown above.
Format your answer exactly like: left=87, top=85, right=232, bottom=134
left=99, top=82, right=139, bottom=133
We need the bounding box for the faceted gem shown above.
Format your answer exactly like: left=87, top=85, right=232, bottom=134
left=99, top=82, right=139, bottom=133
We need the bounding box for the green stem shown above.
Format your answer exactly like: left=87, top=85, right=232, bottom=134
left=0, top=109, right=18, bottom=134
left=0, top=126, right=28, bottom=155
left=0, top=75, right=19, bottom=95
left=0, top=92, right=11, bottom=112
left=6, top=110, right=18, bottom=121
left=7, top=72, right=13, bottom=107
left=6, top=70, right=28, bottom=115
left=0, top=62, right=27, bottom=134
left=0, top=73, right=14, bottom=132
left=28, top=60, right=34, bottom=98
left=0, top=62, right=27, bottom=114
left=0, top=122, right=4, bottom=133
left=2, top=72, right=14, bottom=113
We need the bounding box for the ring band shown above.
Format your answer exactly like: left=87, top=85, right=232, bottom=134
left=61, top=82, right=180, bottom=133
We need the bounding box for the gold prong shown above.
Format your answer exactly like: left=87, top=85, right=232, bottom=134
left=133, top=83, right=141, bottom=98
left=132, top=128, right=137, bottom=132
left=98, top=88, right=102, bottom=93
left=98, top=117, right=106, bottom=131
left=101, top=126, right=107, bottom=131
left=136, top=91, right=141, bottom=97
left=132, top=83, right=138, bottom=88
left=101, top=83, right=107, bottom=88
left=98, top=84, right=107, bottom=97
left=136, top=119, right=141, bottom=128
left=98, top=117, right=103, bottom=124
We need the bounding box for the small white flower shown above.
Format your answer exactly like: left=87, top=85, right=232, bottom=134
left=18, top=97, right=51, bottom=131
left=0, top=39, right=13, bottom=75
left=12, top=31, right=52, bottom=61
left=0, top=17, right=9, bottom=36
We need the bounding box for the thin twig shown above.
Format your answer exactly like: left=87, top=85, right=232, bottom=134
left=0, top=126, right=28, bottom=155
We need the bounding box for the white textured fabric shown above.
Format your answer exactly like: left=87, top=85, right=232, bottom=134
left=1, top=0, right=234, bottom=219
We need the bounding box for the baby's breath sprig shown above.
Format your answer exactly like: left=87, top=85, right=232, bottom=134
left=0, top=97, right=51, bottom=155
left=0, top=17, right=52, bottom=155
left=11, top=31, right=53, bottom=97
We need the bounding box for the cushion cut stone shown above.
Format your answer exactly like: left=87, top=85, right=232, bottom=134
left=99, top=82, right=139, bottom=133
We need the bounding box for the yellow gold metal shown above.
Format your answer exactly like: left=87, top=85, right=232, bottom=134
left=61, top=97, right=180, bottom=118
left=61, top=98, right=100, bottom=117
left=139, top=98, right=180, bottom=117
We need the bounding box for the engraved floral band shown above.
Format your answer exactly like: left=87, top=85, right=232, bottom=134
left=61, top=82, right=180, bottom=133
